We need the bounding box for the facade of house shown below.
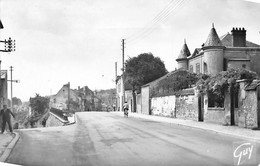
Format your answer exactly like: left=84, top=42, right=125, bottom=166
left=116, top=75, right=132, bottom=112
left=0, top=70, right=8, bottom=108
left=78, top=86, right=96, bottom=111
left=174, top=25, right=260, bottom=127
left=176, top=25, right=260, bottom=76
left=0, top=70, right=8, bottom=130
left=49, top=84, right=102, bottom=112
left=49, top=84, right=80, bottom=111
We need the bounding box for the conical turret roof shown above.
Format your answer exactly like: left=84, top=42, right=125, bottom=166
left=177, top=39, right=190, bottom=60
left=204, top=24, right=222, bottom=47
left=0, top=19, right=3, bottom=29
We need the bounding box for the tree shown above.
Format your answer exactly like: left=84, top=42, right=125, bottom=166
left=12, top=97, right=22, bottom=106
left=29, top=93, right=50, bottom=116
left=125, top=53, right=168, bottom=112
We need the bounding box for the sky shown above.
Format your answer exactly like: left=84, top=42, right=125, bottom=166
left=0, top=0, right=260, bottom=102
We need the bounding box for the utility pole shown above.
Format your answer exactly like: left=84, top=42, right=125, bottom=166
left=10, top=66, right=13, bottom=111
left=115, top=62, right=117, bottom=111
left=121, top=39, right=125, bottom=112
left=0, top=19, right=16, bottom=109
left=67, top=82, right=70, bottom=112
left=8, top=66, right=19, bottom=112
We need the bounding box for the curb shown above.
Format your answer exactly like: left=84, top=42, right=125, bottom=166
left=119, top=112, right=260, bottom=142
left=0, top=132, right=20, bottom=162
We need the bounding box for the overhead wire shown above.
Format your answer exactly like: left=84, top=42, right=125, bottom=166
left=126, top=0, right=189, bottom=45
left=127, top=0, right=186, bottom=45
left=126, top=0, right=179, bottom=41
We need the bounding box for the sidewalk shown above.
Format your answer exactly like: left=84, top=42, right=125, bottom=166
left=113, top=111, right=260, bottom=142
left=0, top=132, right=20, bottom=163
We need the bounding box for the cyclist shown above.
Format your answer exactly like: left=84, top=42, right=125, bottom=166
left=123, top=101, right=129, bottom=118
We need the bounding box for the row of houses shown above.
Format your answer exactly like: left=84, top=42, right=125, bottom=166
left=27, top=84, right=105, bottom=128
left=116, top=25, right=260, bottom=129
left=49, top=84, right=102, bottom=112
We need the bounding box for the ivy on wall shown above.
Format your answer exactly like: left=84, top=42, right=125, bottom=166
left=196, top=68, right=259, bottom=95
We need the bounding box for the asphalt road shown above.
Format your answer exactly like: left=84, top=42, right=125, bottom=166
left=6, top=112, right=260, bottom=166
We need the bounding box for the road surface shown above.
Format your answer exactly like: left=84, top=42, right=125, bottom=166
left=6, top=112, right=260, bottom=166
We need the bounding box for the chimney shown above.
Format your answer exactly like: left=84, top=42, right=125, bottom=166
left=231, top=27, right=246, bottom=47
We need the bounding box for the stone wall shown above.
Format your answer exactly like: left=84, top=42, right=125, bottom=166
left=46, top=112, right=67, bottom=127
left=175, top=94, right=198, bottom=120
left=204, top=107, right=226, bottom=124
left=151, top=95, right=175, bottom=117
left=150, top=89, right=198, bottom=121
left=238, top=90, right=258, bottom=128
left=136, top=94, right=141, bottom=114
left=141, top=86, right=150, bottom=115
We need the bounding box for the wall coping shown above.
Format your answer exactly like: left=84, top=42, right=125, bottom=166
left=49, top=112, right=69, bottom=124
left=208, top=107, right=225, bottom=111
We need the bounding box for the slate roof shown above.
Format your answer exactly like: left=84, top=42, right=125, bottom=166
left=220, top=33, right=260, bottom=47
left=142, top=70, right=177, bottom=87
left=177, top=40, right=190, bottom=60
left=1, top=70, right=7, bottom=79
left=204, top=26, right=223, bottom=47
left=189, top=48, right=203, bottom=58
left=0, top=19, right=3, bottom=29
left=245, top=80, right=260, bottom=91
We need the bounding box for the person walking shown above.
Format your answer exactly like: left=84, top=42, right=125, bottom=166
left=0, top=105, right=15, bottom=134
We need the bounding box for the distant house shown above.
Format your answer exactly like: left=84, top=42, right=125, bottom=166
left=78, top=86, right=100, bottom=111
left=49, top=84, right=80, bottom=111
left=0, top=70, right=8, bottom=108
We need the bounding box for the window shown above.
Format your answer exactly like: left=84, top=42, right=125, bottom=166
left=208, top=90, right=224, bottom=108
left=204, top=62, right=208, bottom=74
left=189, top=65, right=193, bottom=73
left=196, top=63, right=200, bottom=74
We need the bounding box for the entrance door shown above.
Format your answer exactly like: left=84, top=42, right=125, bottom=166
left=198, top=95, right=204, bottom=122
left=230, top=85, right=235, bottom=125
left=257, top=88, right=260, bottom=128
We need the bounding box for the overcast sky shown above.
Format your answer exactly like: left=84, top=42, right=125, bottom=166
left=0, top=0, right=260, bottom=101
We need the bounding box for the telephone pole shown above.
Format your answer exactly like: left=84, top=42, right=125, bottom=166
left=9, top=66, right=19, bottom=112
left=10, top=66, right=13, bottom=110
left=115, top=62, right=117, bottom=111
left=121, top=39, right=125, bottom=111
left=67, top=82, right=70, bottom=112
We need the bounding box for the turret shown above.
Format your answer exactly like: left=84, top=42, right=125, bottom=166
left=202, top=24, right=224, bottom=75
left=176, top=39, right=190, bottom=70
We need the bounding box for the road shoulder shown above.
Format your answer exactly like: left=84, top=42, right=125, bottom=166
left=112, top=111, right=260, bottom=142
left=0, top=132, right=20, bottom=162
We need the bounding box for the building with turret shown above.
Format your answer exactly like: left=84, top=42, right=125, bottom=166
left=176, top=25, right=260, bottom=75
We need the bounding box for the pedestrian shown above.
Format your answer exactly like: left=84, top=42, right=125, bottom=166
left=0, top=105, right=15, bottom=134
